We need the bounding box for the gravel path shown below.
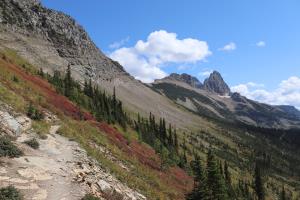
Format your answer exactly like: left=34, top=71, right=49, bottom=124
left=0, top=125, right=86, bottom=200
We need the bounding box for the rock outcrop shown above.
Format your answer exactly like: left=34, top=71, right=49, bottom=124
left=165, top=73, right=203, bottom=88
left=0, top=0, right=127, bottom=80
left=203, top=71, right=231, bottom=95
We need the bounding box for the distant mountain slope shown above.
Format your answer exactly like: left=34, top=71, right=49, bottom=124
left=153, top=72, right=300, bottom=128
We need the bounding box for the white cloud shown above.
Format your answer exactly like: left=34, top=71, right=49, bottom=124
left=109, top=30, right=211, bottom=83
left=231, top=77, right=300, bottom=109
left=199, top=70, right=213, bottom=77
left=109, top=47, right=167, bottom=83
left=109, top=36, right=130, bottom=49
left=256, top=41, right=266, bottom=47
left=219, top=42, right=236, bottom=51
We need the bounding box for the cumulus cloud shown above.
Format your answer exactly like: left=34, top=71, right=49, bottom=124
left=256, top=41, right=266, bottom=47
left=109, top=36, right=130, bottom=49
left=109, top=30, right=211, bottom=83
left=231, top=77, right=300, bottom=109
left=198, top=70, right=213, bottom=77
left=219, top=42, right=236, bottom=51
left=109, top=47, right=167, bottom=83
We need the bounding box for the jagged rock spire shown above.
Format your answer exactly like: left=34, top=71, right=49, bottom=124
left=203, top=71, right=231, bottom=95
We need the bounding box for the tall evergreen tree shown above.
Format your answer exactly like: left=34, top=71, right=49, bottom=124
left=254, top=163, right=265, bottom=200
left=174, top=129, right=179, bottom=152
left=64, top=64, right=72, bottom=97
left=206, top=149, right=228, bottom=200
left=280, top=186, right=286, bottom=200
left=187, top=154, right=208, bottom=200
left=224, top=161, right=231, bottom=185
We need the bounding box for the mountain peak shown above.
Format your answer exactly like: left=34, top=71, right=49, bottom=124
left=203, top=71, right=231, bottom=95
left=159, top=73, right=203, bottom=88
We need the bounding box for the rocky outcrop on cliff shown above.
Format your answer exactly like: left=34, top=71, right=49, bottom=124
left=0, top=0, right=127, bottom=80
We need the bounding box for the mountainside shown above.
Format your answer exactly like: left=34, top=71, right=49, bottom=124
left=1, top=1, right=300, bottom=200
left=0, top=50, right=193, bottom=199
left=153, top=72, right=300, bottom=129
left=0, top=0, right=205, bottom=130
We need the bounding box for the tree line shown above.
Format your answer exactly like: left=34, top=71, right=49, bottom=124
left=39, top=66, right=181, bottom=168
left=40, top=66, right=128, bottom=129
left=187, top=150, right=288, bottom=200
left=134, top=113, right=180, bottom=169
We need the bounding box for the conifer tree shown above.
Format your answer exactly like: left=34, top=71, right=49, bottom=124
left=280, top=186, right=286, bottom=200
left=174, top=129, right=179, bottom=152
left=187, top=154, right=208, bottom=200
left=64, top=64, right=72, bottom=97
left=254, top=163, right=265, bottom=200
left=206, top=149, right=228, bottom=200
left=224, top=161, right=231, bottom=185
left=224, top=161, right=235, bottom=199
left=167, top=124, right=173, bottom=147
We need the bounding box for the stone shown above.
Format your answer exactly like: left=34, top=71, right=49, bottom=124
left=0, top=111, right=22, bottom=135
left=97, top=180, right=113, bottom=194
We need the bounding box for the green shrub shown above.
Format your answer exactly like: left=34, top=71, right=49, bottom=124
left=12, top=76, right=19, bottom=83
left=24, top=138, right=39, bottom=149
left=0, top=137, right=23, bottom=158
left=26, top=102, right=44, bottom=120
left=0, top=186, right=23, bottom=200
left=81, top=194, right=101, bottom=200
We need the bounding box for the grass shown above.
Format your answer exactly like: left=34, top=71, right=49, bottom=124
left=1, top=49, right=37, bottom=75
left=0, top=136, right=23, bottom=158
left=31, top=121, right=51, bottom=138
left=0, top=186, right=23, bottom=200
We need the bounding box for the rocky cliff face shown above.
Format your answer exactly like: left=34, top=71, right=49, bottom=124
left=157, top=73, right=203, bottom=88
left=156, top=71, right=231, bottom=95
left=0, top=0, right=126, bottom=79
left=203, top=71, right=231, bottom=95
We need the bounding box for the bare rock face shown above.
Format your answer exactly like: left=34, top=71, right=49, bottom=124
left=0, top=102, right=31, bottom=136
left=203, top=71, right=231, bottom=95
left=0, top=0, right=127, bottom=80
left=157, top=73, right=203, bottom=89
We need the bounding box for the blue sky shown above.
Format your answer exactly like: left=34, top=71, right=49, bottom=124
left=42, top=0, right=300, bottom=108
